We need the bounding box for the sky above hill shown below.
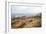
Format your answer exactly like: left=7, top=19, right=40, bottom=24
left=11, top=6, right=41, bottom=17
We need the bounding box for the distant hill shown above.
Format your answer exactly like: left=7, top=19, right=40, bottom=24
left=11, top=13, right=41, bottom=18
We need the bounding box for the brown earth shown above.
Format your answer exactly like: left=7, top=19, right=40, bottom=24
left=11, top=16, right=41, bottom=28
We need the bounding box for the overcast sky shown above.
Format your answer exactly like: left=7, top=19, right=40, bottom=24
left=11, top=6, right=41, bottom=17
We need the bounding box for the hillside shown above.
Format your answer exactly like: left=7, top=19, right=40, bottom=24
left=11, top=15, right=41, bottom=28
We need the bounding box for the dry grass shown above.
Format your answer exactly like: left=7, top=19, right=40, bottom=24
left=11, top=16, right=41, bottom=28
